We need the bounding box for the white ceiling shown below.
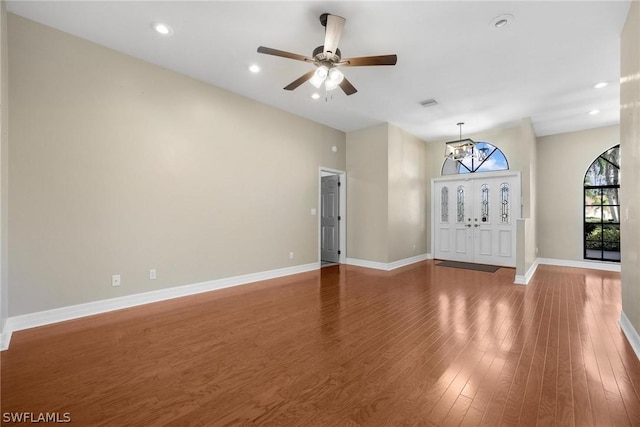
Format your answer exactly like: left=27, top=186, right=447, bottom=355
left=7, top=1, right=631, bottom=142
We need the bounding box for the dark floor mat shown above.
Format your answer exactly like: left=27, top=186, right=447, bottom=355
left=436, top=260, right=500, bottom=273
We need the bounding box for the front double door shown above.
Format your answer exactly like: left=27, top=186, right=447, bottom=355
left=434, top=173, right=520, bottom=267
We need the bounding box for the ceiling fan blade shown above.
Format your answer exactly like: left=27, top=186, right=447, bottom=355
left=323, top=14, right=345, bottom=56
left=341, top=55, right=398, bottom=67
left=339, top=76, right=358, bottom=96
left=257, top=46, right=313, bottom=62
left=284, top=69, right=317, bottom=91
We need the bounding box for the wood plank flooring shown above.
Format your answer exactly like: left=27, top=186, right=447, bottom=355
left=2, top=261, right=639, bottom=426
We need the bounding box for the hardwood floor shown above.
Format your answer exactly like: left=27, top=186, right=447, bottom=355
left=2, top=261, right=640, bottom=426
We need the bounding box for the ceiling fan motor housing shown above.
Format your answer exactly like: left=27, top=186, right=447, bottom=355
left=312, top=46, right=341, bottom=63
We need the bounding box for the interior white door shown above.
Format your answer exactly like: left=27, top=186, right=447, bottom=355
left=434, top=173, right=520, bottom=267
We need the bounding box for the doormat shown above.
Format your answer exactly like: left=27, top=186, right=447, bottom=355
left=436, top=261, right=500, bottom=273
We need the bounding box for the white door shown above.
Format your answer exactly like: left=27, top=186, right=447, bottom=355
left=434, top=181, right=473, bottom=262
left=471, top=176, right=518, bottom=266
left=434, top=173, right=520, bottom=267
left=321, top=175, right=340, bottom=263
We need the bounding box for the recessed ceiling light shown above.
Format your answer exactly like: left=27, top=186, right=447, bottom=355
left=311, top=93, right=321, bottom=100
left=152, top=22, right=173, bottom=36
left=491, top=14, right=514, bottom=29
left=588, top=109, right=600, bottom=115
left=594, top=82, right=608, bottom=89
left=248, top=64, right=260, bottom=73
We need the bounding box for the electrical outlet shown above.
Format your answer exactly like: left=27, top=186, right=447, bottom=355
left=149, top=269, right=156, bottom=280
left=111, top=274, right=121, bottom=287
left=289, top=252, right=294, bottom=259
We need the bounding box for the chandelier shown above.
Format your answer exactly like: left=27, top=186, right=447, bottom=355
left=444, top=122, right=485, bottom=161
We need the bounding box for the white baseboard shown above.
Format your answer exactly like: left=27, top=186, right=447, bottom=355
left=514, top=258, right=540, bottom=285
left=537, top=257, right=621, bottom=272
left=620, top=311, right=640, bottom=361
left=346, top=258, right=389, bottom=270
left=388, top=253, right=432, bottom=270
left=0, top=262, right=319, bottom=351
left=513, top=257, right=619, bottom=285
left=346, top=253, right=431, bottom=271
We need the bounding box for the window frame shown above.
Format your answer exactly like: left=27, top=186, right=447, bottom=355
left=441, top=141, right=509, bottom=175
left=583, top=145, right=620, bottom=262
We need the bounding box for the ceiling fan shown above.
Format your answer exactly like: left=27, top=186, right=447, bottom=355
left=257, top=13, right=397, bottom=96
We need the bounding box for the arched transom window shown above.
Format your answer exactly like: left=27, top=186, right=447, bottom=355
left=442, top=141, right=509, bottom=175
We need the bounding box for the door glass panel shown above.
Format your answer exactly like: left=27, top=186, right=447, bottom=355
left=441, top=187, right=449, bottom=223
left=480, top=184, right=489, bottom=223
left=500, top=183, right=510, bottom=223
left=457, top=186, right=464, bottom=223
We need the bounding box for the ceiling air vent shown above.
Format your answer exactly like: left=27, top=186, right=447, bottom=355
left=420, top=98, right=438, bottom=108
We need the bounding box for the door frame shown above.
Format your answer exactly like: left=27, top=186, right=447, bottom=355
left=319, top=167, right=347, bottom=264
left=431, top=170, right=522, bottom=265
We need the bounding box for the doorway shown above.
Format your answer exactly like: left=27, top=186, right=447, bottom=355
left=432, top=172, right=521, bottom=267
left=319, top=168, right=346, bottom=265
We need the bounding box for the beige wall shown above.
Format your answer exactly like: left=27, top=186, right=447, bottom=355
left=8, top=15, right=346, bottom=316
left=346, top=123, right=389, bottom=263
left=1, top=2, right=8, bottom=330
left=620, top=0, right=640, bottom=335
left=537, top=125, right=619, bottom=261
left=346, top=123, right=429, bottom=264
left=387, top=124, right=429, bottom=262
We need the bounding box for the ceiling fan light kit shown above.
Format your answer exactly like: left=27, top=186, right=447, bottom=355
left=257, top=13, right=397, bottom=96
left=325, top=68, right=345, bottom=91
left=310, top=66, right=328, bottom=88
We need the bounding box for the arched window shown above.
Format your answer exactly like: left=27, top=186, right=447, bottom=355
left=442, top=141, right=509, bottom=175
left=584, top=145, right=620, bottom=262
